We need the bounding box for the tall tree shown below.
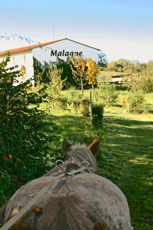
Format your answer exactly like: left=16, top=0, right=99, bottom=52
left=70, top=56, right=87, bottom=96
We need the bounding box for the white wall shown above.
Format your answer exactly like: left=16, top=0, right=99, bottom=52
left=32, top=39, right=99, bottom=64
left=0, top=50, right=34, bottom=85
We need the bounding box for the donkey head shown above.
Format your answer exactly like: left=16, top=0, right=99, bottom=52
left=63, top=138, right=100, bottom=173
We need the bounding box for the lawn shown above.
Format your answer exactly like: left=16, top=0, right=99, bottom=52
left=101, top=109, right=153, bottom=230
left=46, top=90, right=153, bottom=230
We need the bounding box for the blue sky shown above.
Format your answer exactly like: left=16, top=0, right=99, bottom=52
left=0, top=0, right=153, bottom=62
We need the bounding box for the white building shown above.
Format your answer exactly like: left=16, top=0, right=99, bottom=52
left=0, top=38, right=101, bottom=84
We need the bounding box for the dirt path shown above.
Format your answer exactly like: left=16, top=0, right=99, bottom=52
left=99, top=111, right=153, bottom=230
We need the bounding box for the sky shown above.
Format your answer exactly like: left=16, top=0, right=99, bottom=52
left=0, top=0, right=153, bottom=62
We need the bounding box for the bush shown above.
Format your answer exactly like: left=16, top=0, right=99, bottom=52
left=0, top=55, right=54, bottom=204
left=97, top=82, right=118, bottom=106
left=136, top=73, right=153, bottom=93
left=56, top=57, right=76, bottom=89
left=92, top=105, right=104, bottom=127
left=123, top=71, right=153, bottom=94
left=0, top=169, right=11, bottom=205
left=47, top=64, right=64, bottom=96
left=69, top=99, right=90, bottom=116
left=126, top=92, right=145, bottom=114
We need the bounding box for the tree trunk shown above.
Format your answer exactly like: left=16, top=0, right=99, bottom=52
left=80, top=76, right=84, bottom=96
left=90, top=88, right=93, bottom=117
left=92, top=84, right=94, bottom=103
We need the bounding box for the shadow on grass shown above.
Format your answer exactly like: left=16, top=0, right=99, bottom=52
left=48, top=110, right=152, bottom=229
left=98, top=114, right=153, bottom=230
left=46, top=113, right=104, bottom=148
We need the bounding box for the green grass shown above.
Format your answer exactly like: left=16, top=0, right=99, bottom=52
left=44, top=89, right=153, bottom=230
left=16, top=87, right=153, bottom=229
left=100, top=109, right=153, bottom=230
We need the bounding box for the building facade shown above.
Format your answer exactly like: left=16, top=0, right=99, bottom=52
left=0, top=38, right=101, bottom=84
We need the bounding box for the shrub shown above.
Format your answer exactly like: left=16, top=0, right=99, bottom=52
left=0, top=169, right=11, bottom=206
left=47, top=64, right=64, bottom=96
left=69, top=99, right=90, bottom=116
left=97, top=82, right=118, bottom=106
left=56, top=58, right=76, bottom=89
left=126, top=92, right=145, bottom=114
left=92, top=105, right=104, bottom=127
left=0, top=55, right=54, bottom=204
left=123, top=71, right=153, bottom=94
left=136, top=73, right=153, bottom=93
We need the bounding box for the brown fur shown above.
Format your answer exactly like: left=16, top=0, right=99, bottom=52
left=1, top=139, right=133, bottom=230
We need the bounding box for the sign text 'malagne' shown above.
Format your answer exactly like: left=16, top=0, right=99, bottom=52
left=50, top=50, right=83, bottom=57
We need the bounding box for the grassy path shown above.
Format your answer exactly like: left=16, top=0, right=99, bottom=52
left=99, top=110, right=153, bottom=230
left=50, top=106, right=153, bottom=229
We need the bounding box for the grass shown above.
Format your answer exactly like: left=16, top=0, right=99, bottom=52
left=100, top=109, right=153, bottom=230
left=45, top=89, right=153, bottom=230
left=4, top=85, right=153, bottom=229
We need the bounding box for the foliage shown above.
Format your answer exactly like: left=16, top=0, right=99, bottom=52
left=70, top=56, right=88, bottom=95
left=107, top=59, right=141, bottom=74
left=86, top=59, right=99, bottom=85
left=33, top=57, right=52, bottom=84
left=97, top=52, right=107, bottom=69
left=136, top=72, right=153, bottom=93
left=123, top=71, right=153, bottom=94
left=33, top=57, right=45, bottom=84
left=96, top=82, right=118, bottom=106
left=56, top=58, right=76, bottom=89
left=126, top=92, right=144, bottom=113
left=0, top=55, right=54, bottom=204
left=46, top=64, right=64, bottom=96
left=0, top=169, right=11, bottom=205
left=69, top=99, right=90, bottom=116
left=92, top=105, right=104, bottom=127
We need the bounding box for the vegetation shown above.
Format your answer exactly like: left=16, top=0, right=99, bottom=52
left=0, top=56, right=55, bottom=205
left=56, top=58, right=76, bottom=89
left=1, top=53, right=153, bottom=229
left=126, top=92, right=145, bottom=113
left=44, top=91, right=153, bottom=230
left=70, top=56, right=88, bottom=95
left=96, top=82, right=118, bottom=106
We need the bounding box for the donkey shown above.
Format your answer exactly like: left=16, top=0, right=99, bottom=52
left=0, top=138, right=133, bottom=230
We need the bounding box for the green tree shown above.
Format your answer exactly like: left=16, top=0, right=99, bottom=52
left=47, top=64, right=64, bottom=96
left=97, top=52, right=107, bottom=69
left=0, top=55, right=53, bottom=204
left=56, top=58, right=76, bottom=89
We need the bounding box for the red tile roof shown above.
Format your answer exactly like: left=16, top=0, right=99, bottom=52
left=0, top=38, right=65, bottom=56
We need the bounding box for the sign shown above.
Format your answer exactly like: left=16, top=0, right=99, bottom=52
left=50, top=49, right=83, bottom=57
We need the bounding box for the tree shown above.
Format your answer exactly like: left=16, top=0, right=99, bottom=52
left=107, top=61, right=119, bottom=72
left=47, top=64, right=64, bottom=96
left=86, top=59, right=99, bottom=85
left=97, top=51, right=107, bottom=69
left=56, top=58, right=76, bottom=89
left=0, top=55, right=53, bottom=204
left=86, top=59, right=99, bottom=115
left=70, top=56, right=87, bottom=96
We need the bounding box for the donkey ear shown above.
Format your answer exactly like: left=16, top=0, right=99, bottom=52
left=88, top=138, right=100, bottom=155
left=63, top=138, right=71, bottom=152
